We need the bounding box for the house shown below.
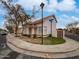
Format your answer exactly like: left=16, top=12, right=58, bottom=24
left=22, top=15, right=57, bottom=37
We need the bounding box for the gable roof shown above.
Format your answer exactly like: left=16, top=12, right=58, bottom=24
left=32, top=15, right=57, bottom=24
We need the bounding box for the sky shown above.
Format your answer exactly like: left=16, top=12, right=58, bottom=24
left=0, top=0, right=79, bottom=28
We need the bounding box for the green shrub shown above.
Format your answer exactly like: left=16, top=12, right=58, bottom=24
left=48, top=34, right=52, bottom=37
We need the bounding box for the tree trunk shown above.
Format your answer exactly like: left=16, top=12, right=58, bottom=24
left=21, top=26, right=24, bottom=35
left=15, top=22, right=19, bottom=37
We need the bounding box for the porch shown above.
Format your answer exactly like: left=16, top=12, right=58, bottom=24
left=23, top=24, right=47, bottom=37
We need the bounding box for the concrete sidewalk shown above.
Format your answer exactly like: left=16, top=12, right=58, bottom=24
left=6, top=34, right=79, bottom=58
left=0, top=48, right=11, bottom=59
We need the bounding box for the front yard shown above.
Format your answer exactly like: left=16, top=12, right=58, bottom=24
left=43, top=37, right=65, bottom=45
left=19, top=36, right=65, bottom=45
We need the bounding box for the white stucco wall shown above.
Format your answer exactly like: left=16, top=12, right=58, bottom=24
left=32, top=28, right=34, bottom=35
left=43, top=19, right=57, bottom=37
left=52, top=20, right=57, bottom=37
left=23, top=16, right=57, bottom=37
left=43, top=19, right=50, bottom=35
left=36, top=24, right=42, bottom=35
left=23, top=28, right=29, bottom=35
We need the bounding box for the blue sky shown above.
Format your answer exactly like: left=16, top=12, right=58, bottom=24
left=0, top=0, right=79, bottom=28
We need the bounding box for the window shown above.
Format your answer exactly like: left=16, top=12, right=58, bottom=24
left=38, top=27, right=42, bottom=33
left=44, top=26, right=47, bottom=35
left=37, top=26, right=47, bottom=34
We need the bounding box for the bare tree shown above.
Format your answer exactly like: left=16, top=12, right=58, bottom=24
left=5, top=16, right=14, bottom=33
left=66, top=21, right=79, bottom=33
left=18, top=7, right=31, bottom=35
left=0, top=0, right=20, bottom=36
left=0, top=0, right=31, bottom=36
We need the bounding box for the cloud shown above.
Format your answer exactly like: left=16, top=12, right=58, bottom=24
left=0, top=9, right=8, bottom=16
left=16, top=0, right=48, bottom=10
left=0, top=17, right=5, bottom=28
left=71, top=16, right=79, bottom=21
left=57, top=14, right=79, bottom=28
left=45, top=0, right=58, bottom=12
left=14, top=0, right=78, bottom=12
left=0, top=0, right=79, bottom=29
left=57, top=0, right=76, bottom=11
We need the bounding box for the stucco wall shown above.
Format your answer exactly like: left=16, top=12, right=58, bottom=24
left=52, top=20, right=57, bottom=37
left=23, top=16, right=57, bottom=37
left=43, top=19, right=57, bottom=37
left=23, top=28, right=29, bottom=35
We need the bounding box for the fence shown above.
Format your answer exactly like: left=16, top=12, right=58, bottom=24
left=0, top=35, right=6, bottom=48
left=65, top=31, right=79, bottom=41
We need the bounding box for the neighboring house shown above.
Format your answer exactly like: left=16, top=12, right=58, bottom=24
left=22, top=15, right=57, bottom=37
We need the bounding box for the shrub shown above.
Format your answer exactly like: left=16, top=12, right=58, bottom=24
left=48, top=34, right=52, bottom=37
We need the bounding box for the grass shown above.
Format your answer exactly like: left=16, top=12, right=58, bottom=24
left=43, top=37, right=65, bottom=45
left=19, top=36, right=65, bottom=45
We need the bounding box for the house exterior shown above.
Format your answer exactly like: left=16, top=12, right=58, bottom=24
left=22, top=15, right=57, bottom=37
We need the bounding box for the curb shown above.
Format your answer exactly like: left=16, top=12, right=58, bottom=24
left=6, top=34, right=79, bottom=58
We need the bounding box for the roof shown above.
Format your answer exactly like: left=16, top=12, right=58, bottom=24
left=31, top=15, right=57, bottom=24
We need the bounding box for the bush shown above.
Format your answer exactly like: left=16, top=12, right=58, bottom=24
left=33, top=34, right=37, bottom=38
left=6, top=26, right=14, bottom=33
left=48, top=34, right=52, bottom=37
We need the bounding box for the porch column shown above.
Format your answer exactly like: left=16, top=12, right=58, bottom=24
left=34, top=25, right=37, bottom=38
left=29, top=28, right=32, bottom=37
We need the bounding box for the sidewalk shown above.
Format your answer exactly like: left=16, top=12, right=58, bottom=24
left=0, top=48, right=11, bottom=59
left=6, top=34, right=79, bottom=58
